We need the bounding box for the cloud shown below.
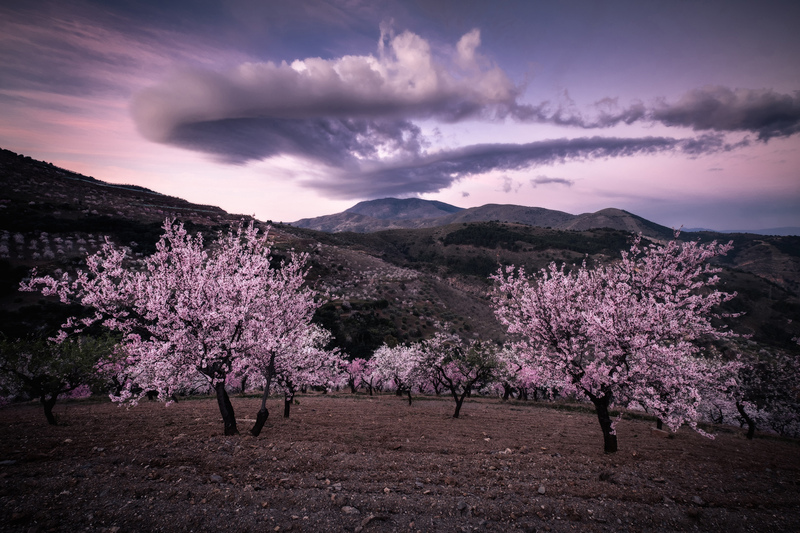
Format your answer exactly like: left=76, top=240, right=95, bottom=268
left=512, top=87, right=800, bottom=140
left=500, top=176, right=522, bottom=193
left=166, top=116, right=427, bottom=166
left=131, top=28, right=519, bottom=145
left=127, top=24, right=797, bottom=200
left=531, top=175, right=573, bottom=188
left=651, top=86, right=800, bottom=141
left=298, top=134, right=730, bottom=198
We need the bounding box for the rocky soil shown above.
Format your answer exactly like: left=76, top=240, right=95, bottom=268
left=1, top=394, right=799, bottom=532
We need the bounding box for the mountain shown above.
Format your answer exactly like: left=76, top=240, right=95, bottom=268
left=345, top=198, right=463, bottom=220
left=292, top=198, right=463, bottom=233
left=293, top=199, right=675, bottom=239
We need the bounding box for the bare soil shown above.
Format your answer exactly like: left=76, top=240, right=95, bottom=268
left=1, top=394, right=799, bottom=532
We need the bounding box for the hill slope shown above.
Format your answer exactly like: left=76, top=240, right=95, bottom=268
left=2, top=148, right=799, bottom=355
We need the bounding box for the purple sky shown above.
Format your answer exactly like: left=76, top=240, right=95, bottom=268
left=1, top=0, right=799, bottom=230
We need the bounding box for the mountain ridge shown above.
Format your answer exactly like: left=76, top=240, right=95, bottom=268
left=294, top=198, right=676, bottom=239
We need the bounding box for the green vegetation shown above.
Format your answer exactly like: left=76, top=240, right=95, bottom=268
left=442, top=221, right=631, bottom=254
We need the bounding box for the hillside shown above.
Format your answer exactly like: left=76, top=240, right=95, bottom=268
left=2, top=148, right=799, bottom=356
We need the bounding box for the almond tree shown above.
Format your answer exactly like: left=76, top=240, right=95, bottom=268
left=371, top=343, right=421, bottom=405
left=231, top=253, right=322, bottom=436
left=360, top=357, right=384, bottom=396
left=21, top=219, right=317, bottom=436
left=717, top=346, right=800, bottom=439
left=0, top=335, right=117, bottom=425
left=343, top=358, right=368, bottom=394
left=266, top=324, right=344, bottom=418
left=417, top=332, right=503, bottom=418
left=493, top=236, right=737, bottom=453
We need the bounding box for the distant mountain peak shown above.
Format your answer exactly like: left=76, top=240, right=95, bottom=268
left=344, top=198, right=463, bottom=220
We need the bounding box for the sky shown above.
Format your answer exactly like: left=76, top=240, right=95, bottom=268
left=1, top=0, right=799, bottom=231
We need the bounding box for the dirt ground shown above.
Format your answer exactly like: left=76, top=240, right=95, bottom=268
left=1, top=393, right=799, bottom=533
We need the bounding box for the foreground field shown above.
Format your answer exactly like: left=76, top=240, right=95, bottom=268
left=1, top=394, right=799, bottom=532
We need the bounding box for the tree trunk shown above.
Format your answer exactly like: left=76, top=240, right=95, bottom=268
left=406, top=389, right=412, bottom=406
left=40, top=394, right=58, bottom=426
left=656, top=418, right=663, bottom=430
left=250, top=382, right=270, bottom=437
left=214, top=382, right=238, bottom=435
left=284, top=392, right=293, bottom=418
left=251, top=356, right=276, bottom=437
left=590, top=393, right=618, bottom=453
left=453, top=395, right=465, bottom=418
left=736, top=402, right=756, bottom=440
left=251, top=407, right=269, bottom=437
left=502, top=383, right=512, bottom=401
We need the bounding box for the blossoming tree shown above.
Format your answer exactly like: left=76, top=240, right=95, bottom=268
left=267, top=324, right=344, bottom=418
left=417, top=332, right=503, bottom=418
left=716, top=346, right=800, bottom=439
left=493, top=235, right=738, bottom=453
left=0, top=335, right=117, bottom=425
left=21, top=219, right=318, bottom=436
left=371, top=343, right=422, bottom=405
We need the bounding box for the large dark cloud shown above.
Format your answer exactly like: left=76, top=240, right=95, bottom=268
left=651, top=86, right=800, bottom=141
left=168, top=117, right=426, bottom=166
left=299, top=134, right=732, bottom=199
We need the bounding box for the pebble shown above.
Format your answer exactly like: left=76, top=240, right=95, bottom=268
left=692, top=495, right=706, bottom=506
left=209, top=474, right=223, bottom=483
left=341, top=506, right=360, bottom=515
left=538, top=485, right=546, bottom=495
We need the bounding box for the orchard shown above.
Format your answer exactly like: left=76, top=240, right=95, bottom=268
left=2, top=222, right=800, bottom=530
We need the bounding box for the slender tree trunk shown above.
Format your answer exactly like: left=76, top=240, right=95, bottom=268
left=240, top=375, right=248, bottom=395
left=284, top=391, right=294, bottom=418
left=250, top=385, right=270, bottom=437
left=40, top=394, right=58, bottom=426
left=453, top=398, right=465, bottom=418
left=736, top=402, right=756, bottom=440
left=214, top=382, right=238, bottom=435
left=406, top=389, right=412, bottom=406
left=251, top=357, right=275, bottom=437
left=656, top=418, right=663, bottom=430
left=590, top=393, right=617, bottom=453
